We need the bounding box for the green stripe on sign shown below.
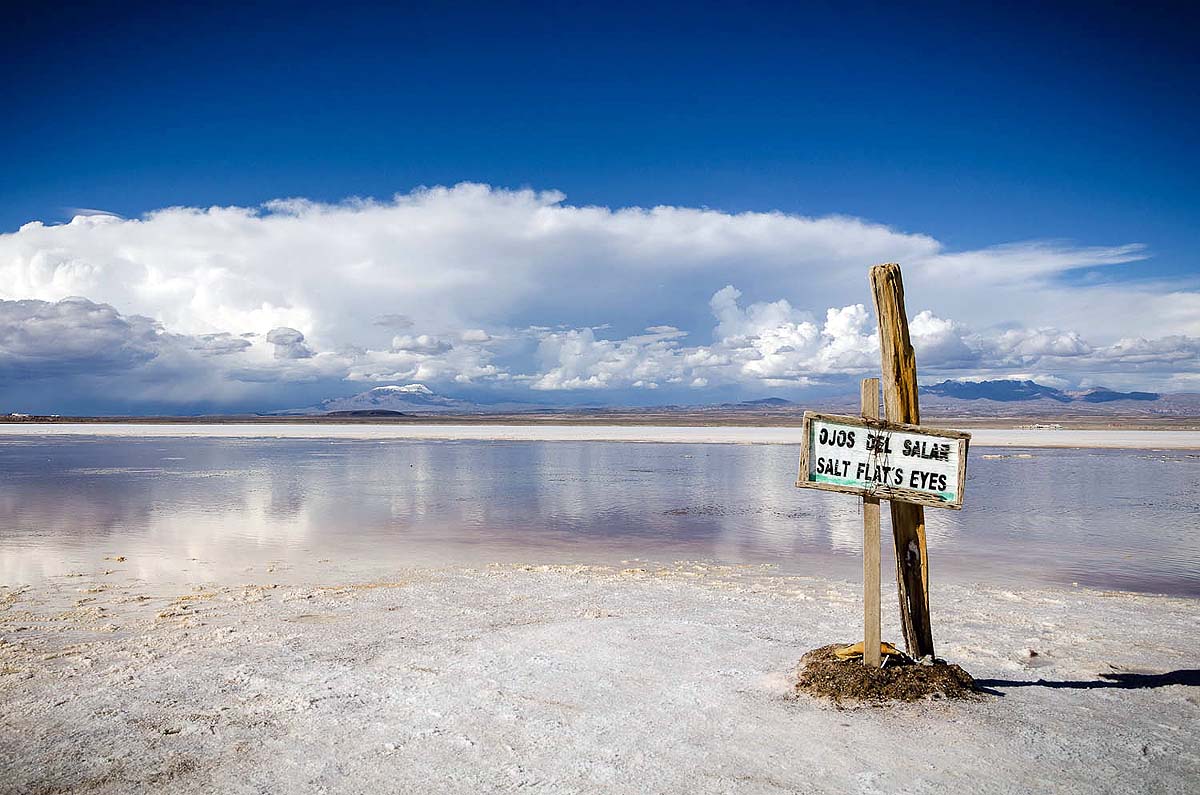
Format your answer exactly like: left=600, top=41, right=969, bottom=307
left=808, top=474, right=954, bottom=502
left=811, top=473, right=864, bottom=488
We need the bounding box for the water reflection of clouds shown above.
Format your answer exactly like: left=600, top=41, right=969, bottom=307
left=0, top=438, right=864, bottom=584
left=0, top=439, right=1196, bottom=595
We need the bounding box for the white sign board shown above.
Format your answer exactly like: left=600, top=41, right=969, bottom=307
left=796, top=412, right=970, bottom=509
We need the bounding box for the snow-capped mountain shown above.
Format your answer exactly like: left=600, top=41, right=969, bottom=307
left=922, top=379, right=1161, bottom=404
left=922, top=379, right=1073, bottom=402
left=315, top=384, right=474, bottom=414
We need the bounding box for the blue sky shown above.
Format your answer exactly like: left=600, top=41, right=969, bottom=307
left=1, top=1, right=1197, bottom=413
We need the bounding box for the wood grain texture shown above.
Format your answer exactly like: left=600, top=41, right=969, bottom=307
left=861, top=378, right=882, bottom=668
left=797, top=411, right=971, bottom=440
left=869, top=262, right=935, bottom=659
left=796, top=414, right=811, bottom=491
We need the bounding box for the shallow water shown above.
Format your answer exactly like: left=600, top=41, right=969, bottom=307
left=1, top=436, right=1197, bottom=595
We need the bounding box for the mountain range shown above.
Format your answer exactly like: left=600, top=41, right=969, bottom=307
left=921, top=380, right=1159, bottom=403
left=309, top=384, right=475, bottom=414
left=292, top=380, right=1192, bottom=419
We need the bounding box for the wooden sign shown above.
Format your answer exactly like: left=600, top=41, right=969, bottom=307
left=790, top=263, right=966, bottom=664
left=796, top=411, right=970, bottom=510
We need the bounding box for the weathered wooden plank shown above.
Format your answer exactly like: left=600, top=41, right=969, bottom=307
left=869, top=262, right=935, bottom=660
left=796, top=415, right=811, bottom=494
left=861, top=377, right=882, bottom=668
left=800, top=411, right=971, bottom=440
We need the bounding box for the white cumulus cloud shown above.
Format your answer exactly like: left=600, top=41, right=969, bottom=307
left=0, top=183, right=1196, bottom=410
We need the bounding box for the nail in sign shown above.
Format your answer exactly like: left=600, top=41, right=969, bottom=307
left=796, top=412, right=970, bottom=510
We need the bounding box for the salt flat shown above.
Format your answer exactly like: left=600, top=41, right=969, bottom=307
left=2, top=422, right=1199, bottom=448
left=2, top=563, right=1197, bottom=794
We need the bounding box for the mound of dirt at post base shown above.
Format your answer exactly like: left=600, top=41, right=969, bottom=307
left=795, top=644, right=981, bottom=705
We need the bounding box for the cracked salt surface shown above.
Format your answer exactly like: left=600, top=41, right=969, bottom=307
left=2, top=563, right=1197, bottom=794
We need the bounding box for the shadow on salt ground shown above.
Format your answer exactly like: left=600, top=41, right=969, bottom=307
left=975, top=669, right=1200, bottom=695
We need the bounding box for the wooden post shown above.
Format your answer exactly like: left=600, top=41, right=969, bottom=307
left=869, top=263, right=935, bottom=660
left=860, top=377, right=882, bottom=668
